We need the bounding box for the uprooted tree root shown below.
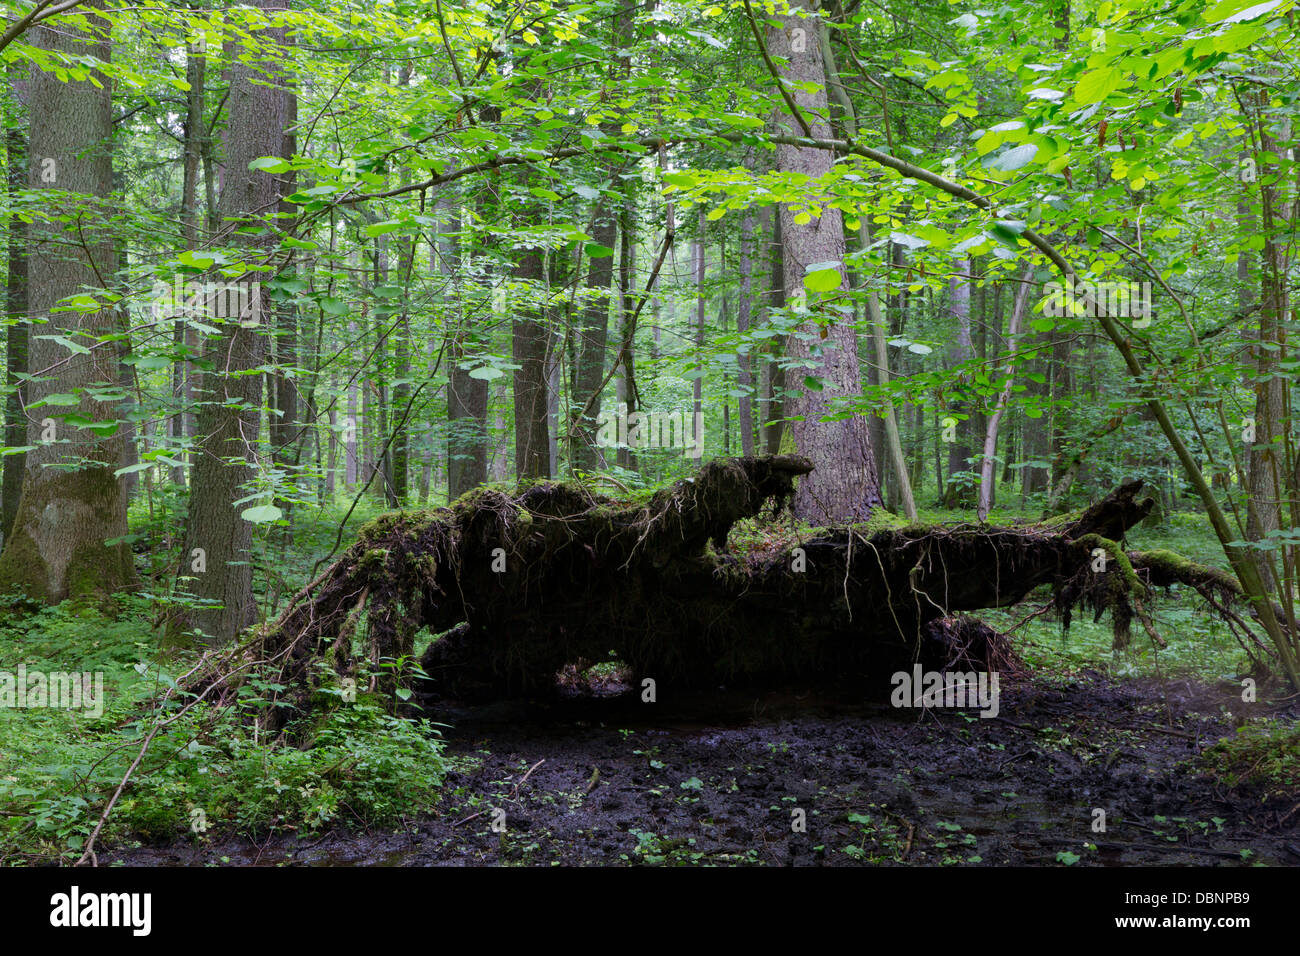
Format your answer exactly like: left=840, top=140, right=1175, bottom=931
left=182, top=456, right=1272, bottom=731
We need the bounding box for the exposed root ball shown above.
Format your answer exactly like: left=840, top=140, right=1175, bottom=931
left=181, top=461, right=1255, bottom=728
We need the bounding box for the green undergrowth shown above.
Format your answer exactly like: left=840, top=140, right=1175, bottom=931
left=981, top=509, right=1251, bottom=682
left=0, top=597, right=462, bottom=864
left=1199, top=719, right=1300, bottom=798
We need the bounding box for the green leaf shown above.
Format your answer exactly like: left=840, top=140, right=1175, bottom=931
left=249, top=156, right=291, bottom=174
left=31, top=393, right=80, bottom=408
left=889, top=231, right=929, bottom=250
left=62, top=415, right=119, bottom=437
left=241, top=504, right=284, bottom=523
left=803, top=267, right=842, bottom=293
left=987, top=143, right=1038, bottom=171
left=1074, top=67, right=1123, bottom=105
left=987, top=220, right=1027, bottom=248
left=468, top=366, right=504, bottom=380
left=37, top=334, right=90, bottom=355
left=1204, top=0, right=1282, bottom=24
left=363, top=220, right=404, bottom=237
left=803, top=375, right=824, bottom=391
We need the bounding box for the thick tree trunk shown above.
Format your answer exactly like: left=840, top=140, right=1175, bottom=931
left=173, top=0, right=288, bottom=643
left=0, top=2, right=136, bottom=604
left=768, top=0, right=879, bottom=522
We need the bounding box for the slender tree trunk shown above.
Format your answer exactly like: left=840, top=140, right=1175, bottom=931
left=270, top=77, right=299, bottom=516
left=174, top=42, right=205, bottom=487
left=761, top=208, right=786, bottom=457
left=2, top=74, right=28, bottom=548
left=692, top=209, right=705, bottom=458
left=736, top=207, right=757, bottom=457
left=977, top=266, right=1033, bottom=520
left=570, top=204, right=616, bottom=473
left=942, top=260, right=975, bottom=508
left=1249, top=117, right=1288, bottom=573
left=513, top=246, right=550, bottom=480
left=445, top=199, right=487, bottom=499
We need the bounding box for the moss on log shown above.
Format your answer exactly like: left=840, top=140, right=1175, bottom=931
left=182, top=457, right=1265, bottom=729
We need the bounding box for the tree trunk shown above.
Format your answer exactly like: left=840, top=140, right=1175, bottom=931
left=173, top=0, right=288, bottom=643
left=174, top=42, right=205, bottom=487
left=2, top=72, right=28, bottom=548
left=513, top=246, right=550, bottom=480
left=0, top=2, right=135, bottom=604
left=445, top=199, right=487, bottom=499
left=977, top=267, right=1033, bottom=520
left=761, top=208, right=785, bottom=457
left=570, top=204, right=616, bottom=473
left=736, top=207, right=757, bottom=457
left=942, top=260, right=975, bottom=508
left=768, top=1, right=880, bottom=521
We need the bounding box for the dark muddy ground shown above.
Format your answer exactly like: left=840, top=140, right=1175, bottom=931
left=106, top=673, right=1300, bottom=866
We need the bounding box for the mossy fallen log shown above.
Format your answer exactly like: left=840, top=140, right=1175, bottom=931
left=183, top=456, right=1267, bottom=729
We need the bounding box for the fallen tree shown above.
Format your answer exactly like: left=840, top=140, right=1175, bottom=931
left=183, top=455, right=1275, bottom=729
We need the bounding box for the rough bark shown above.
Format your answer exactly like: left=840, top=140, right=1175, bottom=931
left=768, top=0, right=879, bottom=522
left=2, top=72, right=28, bottom=548
left=513, top=246, right=550, bottom=480
left=445, top=200, right=487, bottom=499
left=0, top=2, right=135, bottom=605
left=172, top=0, right=288, bottom=643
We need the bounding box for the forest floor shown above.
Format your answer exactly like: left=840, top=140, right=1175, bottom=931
left=104, top=672, right=1300, bottom=867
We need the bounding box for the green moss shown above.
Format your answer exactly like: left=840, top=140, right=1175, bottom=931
left=1200, top=719, right=1300, bottom=797
left=357, top=509, right=442, bottom=542
left=1136, top=548, right=1241, bottom=593
left=1076, top=534, right=1144, bottom=593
